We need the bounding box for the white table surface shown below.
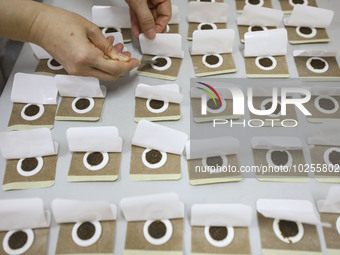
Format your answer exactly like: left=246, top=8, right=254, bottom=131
left=0, top=0, right=339, bottom=254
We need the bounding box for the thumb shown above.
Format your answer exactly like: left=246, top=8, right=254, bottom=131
left=129, top=2, right=156, bottom=39
left=88, top=28, right=130, bottom=62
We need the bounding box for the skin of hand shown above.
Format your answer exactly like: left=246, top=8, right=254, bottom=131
left=0, top=0, right=140, bottom=81
left=125, top=0, right=172, bottom=39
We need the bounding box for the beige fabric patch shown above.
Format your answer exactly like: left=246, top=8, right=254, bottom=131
left=279, top=0, right=317, bottom=14
left=305, top=96, right=340, bottom=123
left=235, top=0, right=273, bottom=13
left=286, top=26, right=330, bottom=44
left=244, top=56, right=289, bottom=78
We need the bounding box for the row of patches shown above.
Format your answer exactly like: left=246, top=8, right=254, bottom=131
left=1, top=121, right=339, bottom=191
left=1, top=190, right=340, bottom=255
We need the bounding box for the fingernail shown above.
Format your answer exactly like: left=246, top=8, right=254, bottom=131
left=145, top=28, right=156, bottom=39
left=118, top=53, right=130, bottom=61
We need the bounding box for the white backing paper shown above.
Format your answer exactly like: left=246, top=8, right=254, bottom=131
left=237, top=6, right=283, bottom=26
left=307, top=123, right=340, bottom=146
left=55, top=75, right=106, bottom=98
left=52, top=199, right=117, bottom=223
left=191, top=29, right=235, bottom=55
left=186, top=137, right=240, bottom=160
left=132, top=120, right=188, bottom=155
left=293, top=50, right=338, bottom=57
left=135, top=83, right=183, bottom=103
left=30, top=43, right=52, bottom=59
left=317, top=186, right=340, bottom=214
left=169, top=5, right=179, bottom=24
left=252, top=136, right=302, bottom=150
left=284, top=5, right=334, bottom=28
left=306, top=86, right=340, bottom=96
left=188, top=2, right=228, bottom=23
left=92, top=6, right=131, bottom=28
left=67, top=126, right=123, bottom=152
left=0, top=128, right=58, bottom=159
left=139, top=33, right=184, bottom=58
left=257, top=199, right=320, bottom=225
left=11, top=73, right=58, bottom=105
left=244, top=28, right=288, bottom=57
left=120, top=193, right=184, bottom=221
left=191, top=204, right=252, bottom=227
left=0, top=198, right=51, bottom=231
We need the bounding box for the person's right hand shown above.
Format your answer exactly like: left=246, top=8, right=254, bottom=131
left=30, top=4, right=140, bottom=81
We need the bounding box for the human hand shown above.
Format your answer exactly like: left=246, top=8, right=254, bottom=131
left=31, top=5, right=140, bottom=81
left=125, top=0, right=172, bottom=39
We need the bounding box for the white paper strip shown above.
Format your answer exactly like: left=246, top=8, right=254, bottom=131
left=67, top=126, right=123, bottom=152
left=188, top=2, right=228, bottom=23
left=120, top=193, right=184, bottom=221
left=306, top=86, right=340, bottom=96
left=191, top=29, right=234, bottom=55
left=92, top=6, right=131, bottom=28
left=135, top=83, right=183, bottom=103
left=237, top=6, right=283, bottom=26
left=190, top=86, right=234, bottom=99
left=132, top=120, right=188, bottom=155
left=11, top=73, right=58, bottom=105
left=169, top=5, right=179, bottom=24
left=0, top=128, right=58, bottom=159
left=244, top=28, right=288, bottom=57
left=55, top=75, right=106, bottom=98
left=191, top=204, right=252, bottom=227
left=52, top=199, right=117, bottom=223
left=30, top=43, right=52, bottom=59
left=139, top=33, right=184, bottom=58
left=307, top=123, right=340, bottom=146
left=317, top=186, right=340, bottom=214
left=257, top=199, right=320, bottom=225
left=186, top=137, right=240, bottom=160
left=293, top=50, right=338, bottom=57
left=284, top=5, right=334, bottom=28
left=252, top=136, right=302, bottom=150
left=0, top=198, right=51, bottom=231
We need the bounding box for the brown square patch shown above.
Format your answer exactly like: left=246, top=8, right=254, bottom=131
left=8, top=103, right=57, bottom=131
left=68, top=152, right=121, bottom=182
left=245, top=56, right=289, bottom=78
left=130, top=145, right=181, bottom=181
left=167, top=24, right=179, bottom=34
left=286, top=26, right=330, bottom=44
left=279, top=0, right=317, bottom=14
left=188, top=23, right=227, bottom=40
left=55, top=221, right=115, bottom=254
left=238, top=25, right=277, bottom=43
left=304, top=96, right=340, bottom=123
left=137, top=55, right=182, bottom=81
left=34, top=59, right=68, bottom=76
left=55, top=97, right=104, bottom=121
left=135, top=98, right=181, bottom=122
left=319, top=213, right=340, bottom=252
left=3, top=155, right=57, bottom=191
left=191, top=53, right=237, bottom=77
left=235, top=0, right=273, bottom=13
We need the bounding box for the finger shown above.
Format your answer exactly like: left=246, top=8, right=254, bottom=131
left=127, top=1, right=156, bottom=39
left=129, top=8, right=142, bottom=39
left=122, top=51, right=131, bottom=58
left=154, top=2, right=172, bottom=33
left=87, top=26, right=130, bottom=62
left=86, top=67, right=123, bottom=82
left=114, top=43, right=124, bottom=53
left=93, top=57, right=140, bottom=77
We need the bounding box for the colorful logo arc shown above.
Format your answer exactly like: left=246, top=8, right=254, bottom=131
left=196, top=82, right=222, bottom=106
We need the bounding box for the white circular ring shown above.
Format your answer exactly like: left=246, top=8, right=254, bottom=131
left=204, top=226, right=234, bottom=248
left=323, top=147, right=340, bottom=166
left=306, top=57, right=329, bottom=74
left=206, top=99, right=227, bottom=114
left=142, top=148, right=167, bottom=169
left=202, top=155, right=228, bottom=168
left=255, top=56, right=277, bottom=71
left=83, top=152, right=109, bottom=171
left=47, top=58, right=64, bottom=70
left=266, top=149, right=293, bottom=169
left=146, top=98, right=169, bottom=113
left=261, top=98, right=281, bottom=117
left=314, top=96, right=339, bottom=115
left=198, top=22, right=217, bottom=31
left=245, top=0, right=264, bottom=7
left=21, top=104, right=45, bottom=121
left=202, top=54, right=223, bottom=69
left=273, top=218, right=304, bottom=244
left=336, top=216, right=340, bottom=236
left=3, top=229, right=34, bottom=255
left=296, top=26, right=317, bottom=38
left=16, top=156, right=43, bottom=177
left=71, top=97, right=95, bottom=114
left=72, top=221, right=102, bottom=247
left=248, top=25, right=268, bottom=33
left=143, top=219, right=173, bottom=246
left=289, top=0, right=308, bottom=6
left=151, top=56, right=172, bottom=71
left=102, top=27, right=121, bottom=34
